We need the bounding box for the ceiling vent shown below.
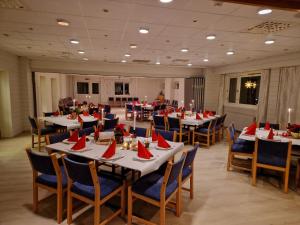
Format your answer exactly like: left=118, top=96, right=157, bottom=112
left=0, top=0, right=25, bottom=9
left=172, top=59, right=189, bottom=63
left=132, top=59, right=151, bottom=64
left=247, top=21, right=292, bottom=34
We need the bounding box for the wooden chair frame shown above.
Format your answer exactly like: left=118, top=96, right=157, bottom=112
left=192, top=120, right=215, bottom=147
left=125, top=104, right=134, bottom=120
left=26, top=148, right=67, bottom=224
left=226, top=127, right=253, bottom=172
left=215, top=116, right=224, bottom=142
left=30, top=118, right=48, bottom=151
left=153, top=115, right=167, bottom=131
left=128, top=152, right=187, bottom=225
left=182, top=160, right=195, bottom=199
left=62, top=158, right=125, bottom=225
left=252, top=138, right=292, bottom=193
left=167, top=117, right=190, bottom=143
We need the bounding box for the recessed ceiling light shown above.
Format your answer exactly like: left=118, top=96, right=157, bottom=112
left=206, top=35, right=216, bottom=40
left=181, top=48, right=189, bottom=53
left=130, top=44, right=137, bottom=49
left=78, top=50, right=85, bottom=54
left=56, top=19, right=70, bottom=26
left=257, top=8, right=272, bottom=15
left=187, top=63, right=192, bottom=66
left=70, top=39, right=79, bottom=44
left=139, top=27, right=149, bottom=34
left=124, top=53, right=131, bottom=57
left=226, top=51, right=235, bottom=55
left=160, top=0, right=173, bottom=3
left=203, top=58, right=209, bottom=62
left=264, top=39, right=275, bottom=45
left=83, top=58, right=88, bottom=61
left=121, top=60, right=127, bottom=63
left=156, top=61, right=161, bottom=65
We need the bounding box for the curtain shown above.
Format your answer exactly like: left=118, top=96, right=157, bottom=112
left=185, top=77, right=205, bottom=111
left=217, top=74, right=225, bottom=115
left=256, top=69, right=271, bottom=122
left=276, top=66, right=300, bottom=127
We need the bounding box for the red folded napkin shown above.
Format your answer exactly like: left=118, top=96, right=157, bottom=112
left=158, top=134, right=171, bottom=149
left=53, top=110, right=60, bottom=116
left=164, top=111, right=169, bottom=117
left=78, top=115, right=83, bottom=123
left=245, top=122, right=257, bottom=135
left=71, top=135, right=86, bottom=150
left=93, top=112, right=101, bottom=119
left=181, top=112, right=185, bottom=119
left=137, top=141, right=153, bottom=159
left=267, top=128, right=274, bottom=140
left=94, top=128, right=100, bottom=141
left=123, top=129, right=130, bottom=137
left=196, top=113, right=202, bottom=120
left=68, top=130, right=79, bottom=142
left=264, top=122, right=270, bottom=130
left=83, top=111, right=89, bottom=116
left=116, top=124, right=125, bottom=130
left=102, top=140, right=116, bottom=159
left=176, top=107, right=182, bottom=113
left=152, top=129, right=158, bottom=142
left=203, top=112, right=208, bottom=118
left=160, top=111, right=165, bottom=115
left=208, top=111, right=214, bottom=116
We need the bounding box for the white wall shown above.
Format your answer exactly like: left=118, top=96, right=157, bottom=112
left=164, top=78, right=185, bottom=105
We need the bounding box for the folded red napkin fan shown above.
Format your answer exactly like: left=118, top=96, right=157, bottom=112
left=138, top=141, right=153, bottom=159
left=208, top=111, right=214, bottom=116
left=68, top=130, right=79, bottom=142
left=102, top=140, right=116, bottom=159
left=93, top=112, right=101, bottom=119
left=157, top=134, right=171, bottom=149
left=94, top=128, right=100, bottom=140
left=203, top=112, right=208, bottom=118
left=53, top=110, right=60, bottom=116
left=71, top=135, right=86, bottom=150
left=264, top=122, right=270, bottom=130
left=196, top=113, right=202, bottom=120
left=152, top=129, right=158, bottom=142
left=78, top=115, right=83, bottom=123
left=267, top=128, right=274, bottom=140
left=245, top=122, right=257, bottom=135
left=83, top=111, right=89, bottom=116
left=176, top=107, right=182, bottom=113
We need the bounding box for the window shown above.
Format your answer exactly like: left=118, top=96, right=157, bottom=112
left=92, top=83, right=99, bottom=94
left=77, top=82, right=89, bottom=94
left=115, top=82, right=130, bottom=95
left=228, top=78, right=237, bottom=103
left=239, top=76, right=260, bottom=105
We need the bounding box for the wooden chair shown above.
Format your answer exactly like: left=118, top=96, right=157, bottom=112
left=125, top=103, right=134, bottom=120
left=26, top=148, right=67, bottom=223
left=155, top=129, right=177, bottom=142
left=192, top=119, right=216, bottom=147
left=167, top=117, right=190, bottom=143
left=46, top=132, right=70, bottom=145
left=215, top=115, right=225, bottom=142
left=62, top=156, right=125, bottom=225
left=104, top=113, right=115, bottom=120
left=82, top=120, right=98, bottom=129
left=103, top=118, right=119, bottom=131
left=128, top=152, right=187, bottom=225
left=129, top=126, right=149, bottom=138
left=252, top=138, right=292, bottom=193
left=226, top=124, right=254, bottom=172
left=153, top=115, right=166, bottom=131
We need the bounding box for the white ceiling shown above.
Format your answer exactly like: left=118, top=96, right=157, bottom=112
left=0, top=0, right=299, bottom=68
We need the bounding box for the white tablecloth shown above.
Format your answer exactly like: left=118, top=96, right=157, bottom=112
left=46, top=137, right=184, bottom=176
left=167, top=113, right=218, bottom=126
left=239, top=128, right=300, bottom=146
left=40, top=115, right=98, bottom=130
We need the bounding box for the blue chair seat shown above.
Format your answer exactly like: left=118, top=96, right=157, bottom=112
left=194, top=127, right=213, bottom=134
left=36, top=126, right=57, bottom=135
left=169, top=127, right=189, bottom=133
left=36, top=166, right=67, bottom=188
left=71, top=175, right=122, bottom=200
left=182, top=167, right=192, bottom=181
left=231, top=143, right=254, bottom=154
left=132, top=173, right=178, bottom=201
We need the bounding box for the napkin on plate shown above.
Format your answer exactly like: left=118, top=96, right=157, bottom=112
left=158, top=134, right=171, bottom=149
left=83, top=111, right=89, bottom=116
left=196, top=113, right=202, bottom=120
left=152, top=129, right=158, bottom=142
left=68, top=130, right=79, bottom=142
left=176, top=107, right=182, bottom=113
left=71, top=135, right=86, bottom=150
left=264, top=122, right=270, bottom=130
left=93, top=112, right=101, bottom=119
left=208, top=111, right=214, bottom=116
left=203, top=112, right=208, bottom=118
left=53, top=110, right=60, bottom=116
left=245, top=122, right=257, bottom=135
left=78, top=115, right=83, bottom=123
left=102, top=140, right=116, bottom=159
left=267, top=128, right=274, bottom=140
left=138, top=141, right=153, bottom=159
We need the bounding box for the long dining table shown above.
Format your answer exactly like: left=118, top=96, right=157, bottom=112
left=168, top=112, right=219, bottom=126
left=46, top=137, right=184, bottom=177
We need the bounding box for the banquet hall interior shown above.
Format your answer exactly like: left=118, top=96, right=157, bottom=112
left=1, top=0, right=300, bottom=225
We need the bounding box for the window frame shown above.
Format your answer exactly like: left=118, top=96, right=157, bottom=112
left=114, top=82, right=130, bottom=96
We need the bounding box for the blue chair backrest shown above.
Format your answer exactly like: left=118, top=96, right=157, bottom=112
left=160, top=104, right=166, bottom=110
left=27, top=149, right=56, bottom=175
left=28, top=116, right=38, bottom=130
left=202, top=120, right=211, bottom=129
left=211, top=119, right=218, bottom=128
left=48, top=132, right=70, bottom=144
left=134, top=105, right=142, bottom=112
left=167, top=154, right=186, bottom=185
left=126, top=104, right=133, bottom=111
left=82, top=120, right=98, bottom=129
left=221, top=114, right=227, bottom=123
left=63, top=156, right=93, bottom=185
left=155, top=129, right=174, bottom=142
left=227, top=124, right=235, bottom=142
left=44, top=112, right=54, bottom=117
left=168, top=117, right=180, bottom=129
left=79, top=127, right=95, bottom=137
left=129, top=127, right=147, bottom=137
left=105, top=113, right=115, bottom=120
left=104, top=118, right=119, bottom=130
left=153, top=115, right=165, bottom=127
left=104, top=105, right=111, bottom=113
left=257, top=139, right=290, bottom=168
left=154, top=105, right=160, bottom=111
left=259, top=122, right=279, bottom=130
left=183, top=144, right=199, bottom=169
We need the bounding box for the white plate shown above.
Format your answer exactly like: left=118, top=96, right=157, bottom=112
left=63, top=139, right=77, bottom=144
left=155, top=145, right=172, bottom=150
left=99, top=152, right=124, bottom=161
left=133, top=155, right=157, bottom=161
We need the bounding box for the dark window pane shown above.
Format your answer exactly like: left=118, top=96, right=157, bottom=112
left=77, top=82, right=89, bottom=94
left=239, top=76, right=260, bottom=105
left=115, top=82, right=123, bottom=95
left=228, top=78, right=237, bottom=103
left=92, top=83, right=99, bottom=94
left=124, top=83, right=129, bottom=95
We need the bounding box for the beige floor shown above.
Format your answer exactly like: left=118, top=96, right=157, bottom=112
left=1, top=108, right=300, bottom=225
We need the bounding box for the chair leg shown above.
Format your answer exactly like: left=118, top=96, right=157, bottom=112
left=33, top=182, right=38, bottom=212
left=296, top=159, right=300, bottom=188
left=179, top=133, right=182, bottom=142
left=94, top=203, right=100, bottom=225
left=67, top=192, right=72, bottom=225
left=284, top=170, right=290, bottom=193
left=227, top=152, right=231, bottom=171
left=31, top=134, right=34, bottom=148
left=190, top=175, right=194, bottom=199
left=207, top=134, right=210, bottom=147
left=121, top=183, right=125, bottom=217
left=175, top=189, right=181, bottom=217
left=57, top=187, right=63, bottom=224
left=187, top=131, right=190, bottom=144
left=127, top=186, right=132, bottom=225
left=160, top=201, right=166, bottom=225
left=192, top=131, right=195, bottom=145
left=252, top=165, right=257, bottom=186
left=38, top=134, right=41, bottom=151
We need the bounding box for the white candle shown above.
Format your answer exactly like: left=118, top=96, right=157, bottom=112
left=101, top=108, right=104, bottom=123
left=73, top=99, right=75, bottom=108
left=288, top=108, right=292, bottom=124
left=133, top=111, right=137, bottom=130
left=189, top=103, right=192, bottom=111
left=181, top=100, right=184, bottom=107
